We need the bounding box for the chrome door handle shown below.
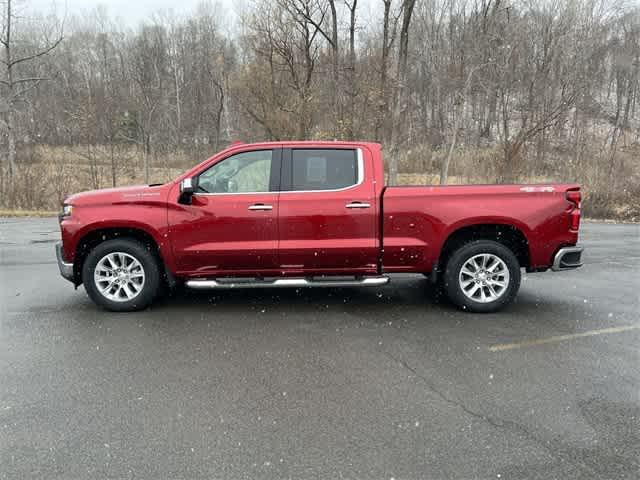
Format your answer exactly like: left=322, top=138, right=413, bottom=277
left=248, top=204, right=273, bottom=211
left=346, top=202, right=371, bottom=209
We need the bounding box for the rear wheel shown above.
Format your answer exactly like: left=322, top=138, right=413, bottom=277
left=443, top=240, right=521, bottom=313
left=82, top=238, right=160, bottom=312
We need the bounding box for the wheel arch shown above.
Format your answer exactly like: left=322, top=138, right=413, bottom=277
left=73, top=226, right=167, bottom=286
left=435, top=222, right=531, bottom=277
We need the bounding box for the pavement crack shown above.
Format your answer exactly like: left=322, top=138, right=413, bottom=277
left=382, top=350, right=599, bottom=477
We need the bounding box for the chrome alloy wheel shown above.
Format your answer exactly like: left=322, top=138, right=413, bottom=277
left=94, top=252, right=146, bottom=302
left=458, top=253, right=510, bottom=303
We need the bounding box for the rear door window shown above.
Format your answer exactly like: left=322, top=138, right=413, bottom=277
left=289, top=149, right=358, bottom=191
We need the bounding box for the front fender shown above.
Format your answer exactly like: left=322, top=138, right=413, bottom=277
left=61, top=207, right=175, bottom=273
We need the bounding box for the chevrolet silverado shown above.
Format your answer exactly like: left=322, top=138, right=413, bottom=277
left=56, top=141, right=583, bottom=312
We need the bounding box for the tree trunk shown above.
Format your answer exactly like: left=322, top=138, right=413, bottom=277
left=375, top=0, right=392, bottom=143
left=110, top=141, right=117, bottom=188
left=213, top=77, right=224, bottom=150
left=3, top=0, right=17, bottom=178
left=6, top=108, right=17, bottom=178
left=144, top=134, right=151, bottom=184
left=328, top=0, right=340, bottom=135
left=388, top=0, right=417, bottom=186
left=440, top=112, right=459, bottom=185
left=346, top=0, right=357, bottom=139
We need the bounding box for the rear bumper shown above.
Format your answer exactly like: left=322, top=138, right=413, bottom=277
left=55, top=242, right=75, bottom=282
left=551, top=245, right=584, bottom=271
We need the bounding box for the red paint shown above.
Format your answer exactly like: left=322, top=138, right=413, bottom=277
left=277, top=146, right=379, bottom=275
left=382, top=184, right=579, bottom=272
left=59, top=141, right=581, bottom=280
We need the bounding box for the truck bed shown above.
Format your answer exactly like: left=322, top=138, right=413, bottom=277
left=381, top=184, right=580, bottom=273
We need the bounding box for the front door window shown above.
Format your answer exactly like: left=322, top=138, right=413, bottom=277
left=198, top=150, right=273, bottom=194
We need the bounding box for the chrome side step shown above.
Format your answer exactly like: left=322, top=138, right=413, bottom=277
left=185, top=276, right=389, bottom=290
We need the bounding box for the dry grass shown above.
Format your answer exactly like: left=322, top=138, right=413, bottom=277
left=1, top=143, right=639, bottom=222
left=0, top=145, right=188, bottom=211
left=391, top=143, right=640, bottom=222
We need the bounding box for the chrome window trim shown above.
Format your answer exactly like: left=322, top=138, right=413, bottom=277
left=194, top=148, right=364, bottom=196
left=194, top=191, right=278, bottom=196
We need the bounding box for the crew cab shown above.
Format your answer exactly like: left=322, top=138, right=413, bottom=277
left=56, top=141, right=583, bottom=313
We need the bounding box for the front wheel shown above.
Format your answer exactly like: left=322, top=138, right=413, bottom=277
left=443, top=240, right=521, bottom=313
left=82, top=238, right=161, bottom=312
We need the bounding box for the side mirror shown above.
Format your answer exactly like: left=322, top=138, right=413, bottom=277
left=178, top=177, right=198, bottom=204
left=180, top=177, right=196, bottom=194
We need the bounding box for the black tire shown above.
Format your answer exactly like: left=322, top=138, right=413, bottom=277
left=82, top=238, right=161, bottom=312
left=443, top=240, right=521, bottom=313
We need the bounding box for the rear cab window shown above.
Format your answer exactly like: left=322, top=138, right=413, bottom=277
left=285, top=149, right=360, bottom=191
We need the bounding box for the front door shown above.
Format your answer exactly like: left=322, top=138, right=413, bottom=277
left=168, top=148, right=281, bottom=276
left=277, top=147, right=378, bottom=275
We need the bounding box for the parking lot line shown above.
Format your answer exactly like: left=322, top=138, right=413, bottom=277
left=488, top=325, right=640, bottom=352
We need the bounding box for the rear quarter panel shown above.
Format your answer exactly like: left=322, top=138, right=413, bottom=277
left=382, top=184, right=580, bottom=272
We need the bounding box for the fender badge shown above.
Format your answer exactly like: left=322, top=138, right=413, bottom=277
left=122, top=192, right=161, bottom=198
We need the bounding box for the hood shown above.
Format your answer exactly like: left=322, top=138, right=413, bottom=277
left=65, top=184, right=168, bottom=206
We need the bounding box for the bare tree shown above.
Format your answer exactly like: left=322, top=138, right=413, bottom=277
left=440, top=63, right=492, bottom=185
left=236, top=0, right=323, bottom=139
left=374, top=0, right=400, bottom=142
left=2, top=0, right=639, bottom=219
left=388, top=0, right=416, bottom=185
left=0, top=0, right=63, bottom=177
left=344, top=0, right=357, bottom=138
left=129, top=23, right=168, bottom=183
left=281, top=0, right=341, bottom=134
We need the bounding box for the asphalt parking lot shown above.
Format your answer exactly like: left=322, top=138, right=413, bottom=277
left=1, top=218, right=638, bottom=479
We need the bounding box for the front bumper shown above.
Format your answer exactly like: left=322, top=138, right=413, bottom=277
left=55, top=242, right=75, bottom=282
left=551, top=245, right=584, bottom=271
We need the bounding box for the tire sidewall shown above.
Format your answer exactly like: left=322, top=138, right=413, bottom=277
left=82, top=239, right=160, bottom=312
left=444, top=240, right=521, bottom=313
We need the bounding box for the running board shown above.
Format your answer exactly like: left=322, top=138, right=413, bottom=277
left=185, top=276, right=389, bottom=290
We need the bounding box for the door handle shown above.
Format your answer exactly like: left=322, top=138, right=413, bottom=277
left=248, top=203, right=273, bottom=211
left=346, top=202, right=371, bottom=209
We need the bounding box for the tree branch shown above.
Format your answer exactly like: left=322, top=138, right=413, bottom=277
left=0, top=76, right=49, bottom=86
left=280, top=0, right=333, bottom=48
left=8, top=36, right=63, bottom=68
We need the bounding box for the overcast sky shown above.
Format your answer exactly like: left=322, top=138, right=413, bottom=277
left=22, top=0, right=640, bottom=26
left=27, top=0, right=379, bottom=29
left=28, top=0, right=246, bottom=27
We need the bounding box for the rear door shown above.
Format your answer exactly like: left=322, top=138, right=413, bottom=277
left=168, top=148, right=281, bottom=276
left=277, top=147, right=378, bottom=275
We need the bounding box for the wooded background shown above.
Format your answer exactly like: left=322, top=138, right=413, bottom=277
left=1, top=0, right=639, bottom=219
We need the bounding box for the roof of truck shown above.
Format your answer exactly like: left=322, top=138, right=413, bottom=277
left=225, top=140, right=381, bottom=149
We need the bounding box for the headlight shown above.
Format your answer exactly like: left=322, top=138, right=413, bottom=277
left=61, top=204, right=73, bottom=217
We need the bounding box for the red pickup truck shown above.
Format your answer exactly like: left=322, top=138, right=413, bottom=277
left=56, top=141, right=583, bottom=313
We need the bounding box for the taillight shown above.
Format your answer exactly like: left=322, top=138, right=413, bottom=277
left=566, top=189, right=581, bottom=231
left=567, top=190, right=581, bottom=207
